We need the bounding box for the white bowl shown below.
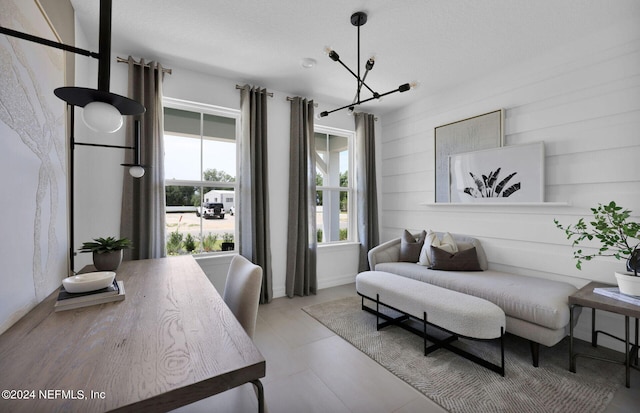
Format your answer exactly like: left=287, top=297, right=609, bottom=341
left=62, top=271, right=116, bottom=293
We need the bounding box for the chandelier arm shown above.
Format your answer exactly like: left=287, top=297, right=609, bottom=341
left=321, top=83, right=410, bottom=117
left=353, top=68, right=372, bottom=103
left=333, top=56, right=377, bottom=95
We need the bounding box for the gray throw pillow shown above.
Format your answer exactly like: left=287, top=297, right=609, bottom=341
left=430, top=245, right=482, bottom=271
left=399, top=230, right=426, bottom=262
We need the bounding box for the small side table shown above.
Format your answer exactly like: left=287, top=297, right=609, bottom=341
left=569, top=281, right=640, bottom=388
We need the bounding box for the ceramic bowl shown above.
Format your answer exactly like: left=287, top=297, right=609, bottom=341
left=615, top=272, right=640, bottom=296
left=62, top=271, right=116, bottom=293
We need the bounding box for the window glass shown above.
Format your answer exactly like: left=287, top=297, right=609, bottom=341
left=163, top=101, right=239, bottom=255
left=314, top=128, right=354, bottom=244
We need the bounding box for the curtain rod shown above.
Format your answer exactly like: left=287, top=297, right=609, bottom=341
left=117, top=56, right=172, bottom=74
left=235, top=84, right=274, bottom=97
left=286, top=97, right=318, bottom=107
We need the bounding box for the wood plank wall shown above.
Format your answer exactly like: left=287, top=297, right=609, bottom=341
left=378, top=20, right=640, bottom=348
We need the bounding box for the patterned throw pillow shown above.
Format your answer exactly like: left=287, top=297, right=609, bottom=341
left=399, top=230, right=427, bottom=262
left=418, top=231, right=458, bottom=266
left=430, top=245, right=482, bottom=271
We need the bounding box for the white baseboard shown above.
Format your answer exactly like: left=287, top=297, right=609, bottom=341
left=272, top=273, right=356, bottom=300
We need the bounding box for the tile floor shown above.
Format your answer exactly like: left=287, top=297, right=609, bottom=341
left=173, top=283, right=640, bottom=413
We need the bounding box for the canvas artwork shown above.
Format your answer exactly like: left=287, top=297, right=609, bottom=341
left=448, top=142, right=545, bottom=203
left=434, top=109, right=503, bottom=203
left=0, top=0, right=67, bottom=319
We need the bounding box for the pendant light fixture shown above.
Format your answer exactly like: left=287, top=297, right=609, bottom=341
left=319, top=11, right=415, bottom=118
left=53, top=0, right=145, bottom=131
left=0, top=0, right=146, bottom=274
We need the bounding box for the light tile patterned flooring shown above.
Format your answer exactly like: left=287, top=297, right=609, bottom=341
left=173, top=283, right=639, bottom=413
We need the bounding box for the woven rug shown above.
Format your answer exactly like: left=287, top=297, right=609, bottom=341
left=302, top=296, right=624, bottom=413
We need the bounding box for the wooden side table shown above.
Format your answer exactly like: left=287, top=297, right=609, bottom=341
left=569, top=281, right=640, bottom=388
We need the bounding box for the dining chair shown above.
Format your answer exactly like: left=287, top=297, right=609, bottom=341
left=222, top=254, right=265, bottom=413
left=222, top=255, right=263, bottom=338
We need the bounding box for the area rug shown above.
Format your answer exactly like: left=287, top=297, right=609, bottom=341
left=302, top=296, right=624, bottom=413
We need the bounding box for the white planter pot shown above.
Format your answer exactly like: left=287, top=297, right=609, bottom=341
left=615, top=272, right=640, bottom=296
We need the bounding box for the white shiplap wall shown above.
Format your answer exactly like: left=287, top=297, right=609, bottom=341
left=379, top=19, right=640, bottom=350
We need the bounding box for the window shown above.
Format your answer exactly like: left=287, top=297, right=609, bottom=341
left=163, top=98, right=240, bottom=255
left=314, top=126, right=355, bottom=243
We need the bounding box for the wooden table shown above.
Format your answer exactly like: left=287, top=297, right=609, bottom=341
left=0, top=256, right=265, bottom=412
left=569, top=281, right=639, bottom=388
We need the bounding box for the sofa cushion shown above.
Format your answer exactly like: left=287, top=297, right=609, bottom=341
left=430, top=246, right=482, bottom=271
left=399, top=230, right=426, bottom=262
left=374, top=262, right=575, bottom=331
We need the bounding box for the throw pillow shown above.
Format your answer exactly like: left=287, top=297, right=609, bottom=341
left=418, top=231, right=459, bottom=266
left=430, top=245, right=482, bottom=271
left=399, top=230, right=427, bottom=262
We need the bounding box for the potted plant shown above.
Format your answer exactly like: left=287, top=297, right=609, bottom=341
left=221, top=233, right=235, bottom=251
left=554, top=201, right=640, bottom=295
left=79, top=236, right=132, bottom=271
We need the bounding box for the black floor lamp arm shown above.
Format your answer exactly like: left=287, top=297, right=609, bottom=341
left=0, top=26, right=98, bottom=58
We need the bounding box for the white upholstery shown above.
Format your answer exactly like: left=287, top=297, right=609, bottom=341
left=368, top=234, right=580, bottom=348
left=223, top=255, right=263, bottom=339
left=356, top=271, right=506, bottom=340
left=369, top=232, right=489, bottom=270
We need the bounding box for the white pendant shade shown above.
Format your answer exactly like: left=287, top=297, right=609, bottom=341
left=82, top=101, right=123, bottom=133
left=128, top=165, right=145, bottom=178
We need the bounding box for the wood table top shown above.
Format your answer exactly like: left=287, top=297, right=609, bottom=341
left=569, top=281, right=640, bottom=319
left=0, top=256, right=265, bottom=412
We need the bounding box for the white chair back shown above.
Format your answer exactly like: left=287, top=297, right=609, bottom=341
left=222, top=255, right=263, bottom=338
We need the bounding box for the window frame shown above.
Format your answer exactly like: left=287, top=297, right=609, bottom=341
left=313, top=124, right=356, bottom=244
left=163, top=97, right=241, bottom=255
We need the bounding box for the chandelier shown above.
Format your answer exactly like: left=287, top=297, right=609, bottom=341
left=319, top=11, right=414, bottom=117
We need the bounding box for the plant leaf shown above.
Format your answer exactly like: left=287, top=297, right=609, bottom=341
left=501, top=182, right=521, bottom=197
left=495, top=172, right=517, bottom=195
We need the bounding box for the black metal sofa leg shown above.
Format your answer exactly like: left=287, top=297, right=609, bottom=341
left=530, top=341, right=540, bottom=367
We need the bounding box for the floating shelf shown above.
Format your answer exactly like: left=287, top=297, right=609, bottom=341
left=420, top=202, right=571, bottom=207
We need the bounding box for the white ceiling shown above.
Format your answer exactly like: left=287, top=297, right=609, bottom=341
left=70, top=0, right=640, bottom=115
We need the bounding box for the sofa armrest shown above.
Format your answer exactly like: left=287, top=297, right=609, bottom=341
left=368, top=238, right=402, bottom=269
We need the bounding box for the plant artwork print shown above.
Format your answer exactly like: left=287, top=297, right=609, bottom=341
left=464, top=167, right=521, bottom=198
left=449, top=142, right=544, bottom=203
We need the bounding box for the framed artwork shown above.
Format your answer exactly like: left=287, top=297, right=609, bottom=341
left=434, top=109, right=504, bottom=203
left=448, top=142, right=545, bottom=203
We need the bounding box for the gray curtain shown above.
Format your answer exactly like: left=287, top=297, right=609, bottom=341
left=286, top=97, right=317, bottom=297
left=120, top=57, right=166, bottom=260
left=239, top=85, right=273, bottom=304
left=355, top=112, right=379, bottom=272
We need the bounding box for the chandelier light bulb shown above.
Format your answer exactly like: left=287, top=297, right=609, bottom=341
left=82, top=101, right=123, bottom=133
left=128, top=165, right=145, bottom=178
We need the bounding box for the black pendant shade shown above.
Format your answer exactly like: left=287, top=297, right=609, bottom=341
left=54, top=87, right=145, bottom=115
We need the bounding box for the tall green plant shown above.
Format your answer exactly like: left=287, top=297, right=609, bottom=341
left=554, top=201, right=640, bottom=270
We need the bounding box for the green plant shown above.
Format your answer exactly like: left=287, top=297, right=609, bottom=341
left=166, top=230, right=184, bottom=255
left=222, top=232, right=234, bottom=243
left=79, top=236, right=132, bottom=254
left=184, top=233, right=197, bottom=252
left=201, top=233, right=219, bottom=252
left=554, top=201, right=640, bottom=271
